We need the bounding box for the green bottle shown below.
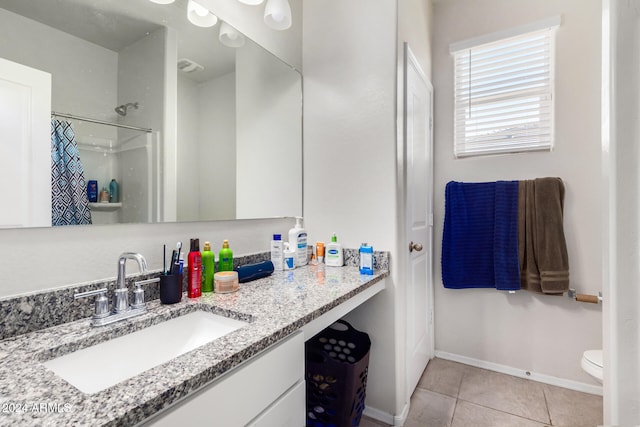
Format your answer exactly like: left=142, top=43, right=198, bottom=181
left=218, top=240, right=234, bottom=271
left=201, top=241, right=215, bottom=293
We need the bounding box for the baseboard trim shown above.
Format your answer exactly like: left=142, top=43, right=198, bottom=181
left=363, top=406, right=393, bottom=426
left=363, top=402, right=408, bottom=426
left=435, top=351, right=603, bottom=396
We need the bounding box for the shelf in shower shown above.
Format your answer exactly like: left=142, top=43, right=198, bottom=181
left=89, top=202, right=122, bottom=212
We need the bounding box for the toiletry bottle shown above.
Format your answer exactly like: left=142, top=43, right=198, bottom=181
left=325, top=233, right=344, bottom=267
left=316, top=242, right=325, bottom=264
left=271, top=234, right=284, bottom=271
left=201, top=241, right=215, bottom=293
left=109, top=178, right=119, bottom=203
left=283, top=243, right=295, bottom=270
left=99, top=187, right=109, bottom=202
left=187, top=238, right=202, bottom=298
left=359, top=243, right=374, bottom=275
left=219, top=240, right=234, bottom=271
left=87, top=180, right=98, bottom=202
left=288, top=216, right=308, bottom=267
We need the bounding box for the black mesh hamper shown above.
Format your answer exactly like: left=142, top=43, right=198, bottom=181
left=305, top=320, right=371, bottom=427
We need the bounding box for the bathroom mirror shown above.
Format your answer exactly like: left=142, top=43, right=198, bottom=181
left=0, top=0, right=302, bottom=228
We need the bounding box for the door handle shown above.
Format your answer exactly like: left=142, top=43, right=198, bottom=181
left=409, top=241, right=423, bottom=253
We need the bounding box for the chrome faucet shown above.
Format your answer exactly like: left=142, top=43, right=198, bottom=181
left=75, top=252, right=159, bottom=327
left=114, top=252, right=148, bottom=313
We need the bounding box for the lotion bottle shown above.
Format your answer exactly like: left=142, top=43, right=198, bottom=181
left=187, top=238, right=202, bottom=298
left=201, top=242, right=215, bottom=292
left=219, top=240, right=234, bottom=271
left=288, top=217, right=308, bottom=267
left=325, top=233, right=344, bottom=267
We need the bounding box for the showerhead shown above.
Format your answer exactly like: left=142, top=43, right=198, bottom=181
left=115, top=102, right=139, bottom=117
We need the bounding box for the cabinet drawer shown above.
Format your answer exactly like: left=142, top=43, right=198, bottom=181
left=247, top=380, right=305, bottom=427
left=143, top=331, right=304, bottom=426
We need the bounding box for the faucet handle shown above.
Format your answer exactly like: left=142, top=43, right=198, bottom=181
left=131, top=277, right=160, bottom=309
left=74, top=288, right=109, bottom=318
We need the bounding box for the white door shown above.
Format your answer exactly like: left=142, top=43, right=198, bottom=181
left=404, top=44, right=434, bottom=395
left=0, top=57, right=51, bottom=228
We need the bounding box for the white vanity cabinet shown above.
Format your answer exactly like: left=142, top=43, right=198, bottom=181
left=141, top=331, right=305, bottom=427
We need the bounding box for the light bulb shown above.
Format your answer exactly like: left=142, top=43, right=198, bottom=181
left=187, top=0, right=218, bottom=27
left=192, top=2, right=208, bottom=16
left=219, top=22, right=245, bottom=48
left=264, top=0, right=291, bottom=31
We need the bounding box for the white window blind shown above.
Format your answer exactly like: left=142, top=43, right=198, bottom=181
left=451, top=20, right=559, bottom=158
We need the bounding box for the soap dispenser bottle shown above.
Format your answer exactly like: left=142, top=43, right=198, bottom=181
left=325, top=233, right=344, bottom=267
left=187, top=238, right=202, bottom=298
left=201, top=242, right=215, bottom=293
left=219, top=240, right=234, bottom=271
left=288, top=217, right=308, bottom=267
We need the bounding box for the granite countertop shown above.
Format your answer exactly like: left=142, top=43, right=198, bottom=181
left=0, top=264, right=388, bottom=426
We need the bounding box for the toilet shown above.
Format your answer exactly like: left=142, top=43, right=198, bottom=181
left=581, top=349, right=603, bottom=383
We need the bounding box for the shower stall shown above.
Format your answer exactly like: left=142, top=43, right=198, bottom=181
left=62, top=113, right=159, bottom=226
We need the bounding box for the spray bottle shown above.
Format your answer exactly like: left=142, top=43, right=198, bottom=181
left=187, top=238, right=202, bottom=298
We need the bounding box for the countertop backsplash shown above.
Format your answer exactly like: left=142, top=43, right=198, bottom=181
left=0, top=249, right=389, bottom=341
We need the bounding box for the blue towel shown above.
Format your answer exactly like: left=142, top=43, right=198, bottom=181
left=442, top=180, right=520, bottom=291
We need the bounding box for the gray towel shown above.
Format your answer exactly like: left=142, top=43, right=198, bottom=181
left=518, top=178, right=570, bottom=294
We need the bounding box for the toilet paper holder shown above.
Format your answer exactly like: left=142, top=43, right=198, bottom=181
left=567, top=288, right=602, bottom=304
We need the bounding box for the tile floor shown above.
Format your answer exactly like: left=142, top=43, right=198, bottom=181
left=361, top=358, right=603, bottom=427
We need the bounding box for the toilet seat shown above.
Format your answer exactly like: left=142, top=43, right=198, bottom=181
left=581, top=349, right=603, bottom=382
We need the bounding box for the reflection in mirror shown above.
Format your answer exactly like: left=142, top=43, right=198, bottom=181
left=0, top=0, right=302, bottom=228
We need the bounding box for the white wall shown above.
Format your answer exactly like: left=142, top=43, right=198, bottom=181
left=118, top=27, right=167, bottom=224
left=0, top=8, right=118, bottom=123
left=433, top=0, right=602, bottom=386
left=303, top=0, right=405, bottom=420
left=199, top=72, right=237, bottom=220
left=236, top=41, right=302, bottom=219
left=177, top=72, right=236, bottom=221
left=177, top=74, right=202, bottom=221
left=602, top=0, right=640, bottom=423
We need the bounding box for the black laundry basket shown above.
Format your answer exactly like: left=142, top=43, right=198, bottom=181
left=305, top=320, right=371, bottom=427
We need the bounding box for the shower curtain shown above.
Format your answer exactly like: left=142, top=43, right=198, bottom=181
left=51, top=119, right=92, bottom=226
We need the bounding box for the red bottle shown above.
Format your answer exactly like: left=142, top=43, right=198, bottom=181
left=187, top=238, right=202, bottom=298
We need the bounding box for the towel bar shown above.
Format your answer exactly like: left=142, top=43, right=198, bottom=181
left=568, top=288, right=602, bottom=304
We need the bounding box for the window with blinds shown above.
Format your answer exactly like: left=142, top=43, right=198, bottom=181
left=451, top=19, right=559, bottom=158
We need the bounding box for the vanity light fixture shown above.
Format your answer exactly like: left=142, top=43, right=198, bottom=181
left=187, top=0, right=218, bottom=28
left=263, top=0, right=292, bottom=30
left=148, top=0, right=175, bottom=4
left=219, top=22, right=246, bottom=48
left=238, top=0, right=265, bottom=4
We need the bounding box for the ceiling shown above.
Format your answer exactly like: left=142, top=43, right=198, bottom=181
left=0, top=0, right=239, bottom=82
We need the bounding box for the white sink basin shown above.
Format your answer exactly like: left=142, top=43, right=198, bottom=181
left=43, top=310, right=247, bottom=394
